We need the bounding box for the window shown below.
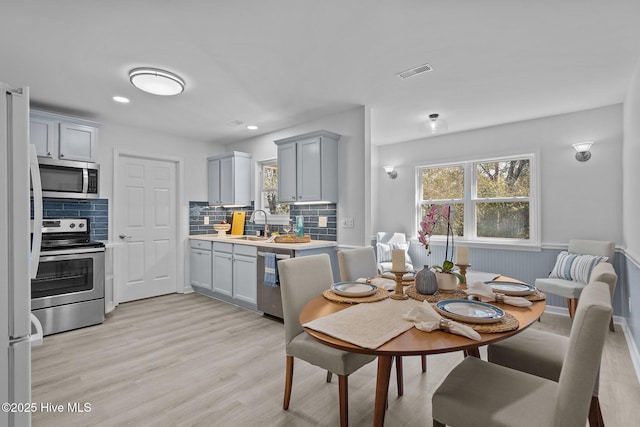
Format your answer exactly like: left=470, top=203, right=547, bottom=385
left=417, top=155, right=536, bottom=245
left=259, top=159, right=289, bottom=220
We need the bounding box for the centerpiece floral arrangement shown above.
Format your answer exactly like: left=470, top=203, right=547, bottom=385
left=418, top=204, right=465, bottom=283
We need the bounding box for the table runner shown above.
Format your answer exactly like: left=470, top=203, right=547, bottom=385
left=303, top=298, right=420, bottom=349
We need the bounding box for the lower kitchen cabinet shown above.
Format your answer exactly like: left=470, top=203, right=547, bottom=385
left=212, top=242, right=233, bottom=297
left=190, top=239, right=257, bottom=310
left=189, top=240, right=213, bottom=291
left=232, top=245, right=257, bottom=305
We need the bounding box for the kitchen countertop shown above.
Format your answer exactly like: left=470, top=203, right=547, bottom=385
left=189, top=234, right=337, bottom=251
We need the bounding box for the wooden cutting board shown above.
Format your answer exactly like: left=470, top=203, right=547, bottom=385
left=230, top=211, right=245, bottom=235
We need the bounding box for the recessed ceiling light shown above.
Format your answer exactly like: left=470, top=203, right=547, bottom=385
left=129, top=67, right=185, bottom=96
left=247, top=125, right=258, bottom=130
left=113, top=96, right=130, bottom=103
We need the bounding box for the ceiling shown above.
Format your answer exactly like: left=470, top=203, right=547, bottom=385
left=2, top=1, right=640, bottom=146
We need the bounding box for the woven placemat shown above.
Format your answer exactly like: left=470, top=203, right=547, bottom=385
left=405, top=285, right=468, bottom=302
left=458, top=313, right=519, bottom=333
left=406, top=284, right=546, bottom=302
left=524, top=290, right=546, bottom=301
left=322, top=288, right=389, bottom=304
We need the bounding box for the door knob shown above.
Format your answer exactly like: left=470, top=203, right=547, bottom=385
left=119, top=234, right=132, bottom=239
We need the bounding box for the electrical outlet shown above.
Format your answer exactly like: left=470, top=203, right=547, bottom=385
left=204, top=216, right=209, bottom=225
left=340, top=217, right=354, bottom=228
left=318, top=216, right=327, bottom=227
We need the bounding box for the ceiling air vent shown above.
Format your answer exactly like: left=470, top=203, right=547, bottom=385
left=396, top=63, right=433, bottom=80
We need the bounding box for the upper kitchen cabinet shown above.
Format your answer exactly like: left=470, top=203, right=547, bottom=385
left=207, top=151, right=252, bottom=206
left=30, top=110, right=99, bottom=162
left=274, top=130, right=340, bottom=203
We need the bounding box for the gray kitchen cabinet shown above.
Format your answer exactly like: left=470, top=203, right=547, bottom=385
left=274, top=130, right=340, bottom=203
left=232, top=244, right=258, bottom=305
left=207, top=151, right=252, bottom=206
left=211, top=241, right=257, bottom=308
left=212, top=242, right=233, bottom=297
left=189, top=240, right=212, bottom=291
left=30, top=110, right=98, bottom=162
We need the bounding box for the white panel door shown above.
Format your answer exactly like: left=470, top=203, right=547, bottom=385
left=117, top=156, right=177, bottom=302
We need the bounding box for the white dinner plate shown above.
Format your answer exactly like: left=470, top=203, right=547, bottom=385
left=484, top=280, right=536, bottom=296
left=331, top=282, right=378, bottom=297
left=435, top=300, right=505, bottom=324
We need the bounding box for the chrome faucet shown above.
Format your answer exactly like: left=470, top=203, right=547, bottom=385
left=249, top=209, right=269, bottom=236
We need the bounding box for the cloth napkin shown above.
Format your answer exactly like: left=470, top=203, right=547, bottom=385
left=356, top=277, right=396, bottom=291
left=465, top=281, right=532, bottom=307
left=403, top=301, right=481, bottom=341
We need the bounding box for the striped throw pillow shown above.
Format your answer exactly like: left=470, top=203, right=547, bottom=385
left=376, top=242, right=411, bottom=264
left=549, top=251, right=608, bottom=283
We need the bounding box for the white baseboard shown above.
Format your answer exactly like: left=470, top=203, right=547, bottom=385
left=619, top=318, right=640, bottom=384
left=544, top=306, right=640, bottom=385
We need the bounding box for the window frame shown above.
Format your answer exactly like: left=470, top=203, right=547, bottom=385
left=257, top=158, right=290, bottom=226
left=416, top=153, right=539, bottom=248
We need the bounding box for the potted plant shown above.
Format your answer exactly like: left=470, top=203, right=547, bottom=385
left=418, top=205, right=465, bottom=292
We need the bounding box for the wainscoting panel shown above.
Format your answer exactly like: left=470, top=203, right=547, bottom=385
left=407, top=241, right=625, bottom=315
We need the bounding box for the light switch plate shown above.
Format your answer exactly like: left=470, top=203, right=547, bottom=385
left=318, top=216, right=327, bottom=227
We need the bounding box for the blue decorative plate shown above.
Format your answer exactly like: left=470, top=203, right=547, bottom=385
left=435, top=299, right=505, bottom=324
left=331, top=282, right=378, bottom=297
left=484, top=280, right=536, bottom=296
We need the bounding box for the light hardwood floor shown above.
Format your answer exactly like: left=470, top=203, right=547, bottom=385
left=32, top=293, right=640, bottom=427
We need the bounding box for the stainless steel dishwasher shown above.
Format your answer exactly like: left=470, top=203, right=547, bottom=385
left=256, top=247, right=293, bottom=319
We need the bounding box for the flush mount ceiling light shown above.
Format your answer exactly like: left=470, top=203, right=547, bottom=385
left=112, top=96, right=130, bottom=103
left=129, top=67, right=185, bottom=96
left=572, top=141, right=594, bottom=162
left=427, top=113, right=448, bottom=134
left=246, top=125, right=258, bottom=130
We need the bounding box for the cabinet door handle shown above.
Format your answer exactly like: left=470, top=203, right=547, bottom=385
left=47, top=151, right=51, bottom=156
left=119, top=234, right=132, bottom=239
left=59, top=153, right=64, bottom=158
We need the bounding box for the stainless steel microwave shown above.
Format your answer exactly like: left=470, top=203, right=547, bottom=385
left=36, top=158, right=99, bottom=199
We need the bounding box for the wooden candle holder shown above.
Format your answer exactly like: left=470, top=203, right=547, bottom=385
left=455, top=263, right=471, bottom=290
left=389, top=270, right=409, bottom=300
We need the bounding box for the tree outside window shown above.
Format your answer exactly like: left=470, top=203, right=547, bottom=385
left=418, top=155, right=535, bottom=244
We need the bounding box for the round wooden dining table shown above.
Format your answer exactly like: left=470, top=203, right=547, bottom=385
left=299, top=279, right=546, bottom=427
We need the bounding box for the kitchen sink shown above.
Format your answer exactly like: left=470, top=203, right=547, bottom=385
left=230, top=235, right=268, bottom=241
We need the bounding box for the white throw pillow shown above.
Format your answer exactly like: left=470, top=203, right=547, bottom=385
left=549, top=251, right=608, bottom=283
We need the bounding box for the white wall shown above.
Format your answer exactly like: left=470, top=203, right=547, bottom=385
left=228, top=106, right=370, bottom=246
left=374, top=104, right=624, bottom=246
left=624, top=59, right=640, bottom=259
left=96, top=122, right=224, bottom=241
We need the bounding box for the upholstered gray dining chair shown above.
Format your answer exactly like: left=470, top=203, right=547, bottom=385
left=432, top=281, right=612, bottom=427
left=487, top=301, right=606, bottom=427
left=535, top=239, right=617, bottom=331
left=337, top=247, right=427, bottom=396
left=279, top=253, right=376, bottom=427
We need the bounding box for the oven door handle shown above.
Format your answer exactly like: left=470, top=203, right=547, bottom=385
left=30, top=145, right=43, bottom=279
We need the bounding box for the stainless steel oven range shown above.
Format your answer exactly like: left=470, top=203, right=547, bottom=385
left=31, top=218, right=105, bottom=335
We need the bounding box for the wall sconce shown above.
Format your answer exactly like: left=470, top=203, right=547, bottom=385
left=572, top=141, right=593, bottom=162
left=383, top=166, right=398, bottom=179
left=427, top=113, right=448, bottom=134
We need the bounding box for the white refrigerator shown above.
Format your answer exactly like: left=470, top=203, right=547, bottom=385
left=1, top=82, right=44, bottom=427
